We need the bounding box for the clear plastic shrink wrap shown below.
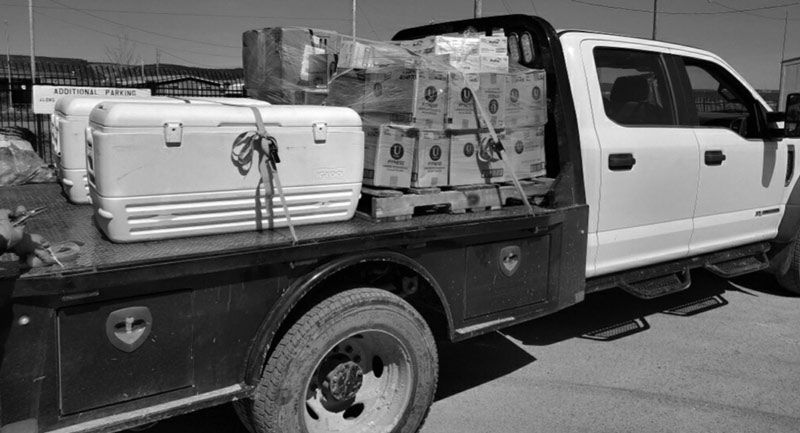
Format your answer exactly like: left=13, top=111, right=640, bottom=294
left=243, top=28, right=548, bottom=188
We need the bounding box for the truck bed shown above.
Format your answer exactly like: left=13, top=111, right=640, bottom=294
left=1, top=183, right=553, bottom=288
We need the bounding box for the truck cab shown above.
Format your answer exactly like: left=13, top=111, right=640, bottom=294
left=560, top=31, right=793, bottom=278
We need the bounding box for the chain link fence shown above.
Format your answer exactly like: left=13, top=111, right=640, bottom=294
left=1, top=57, right=245, bottom=164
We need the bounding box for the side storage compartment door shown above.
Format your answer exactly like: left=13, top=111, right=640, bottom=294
left=58, top=291, right=194, bottom=414
left=581, top=40, right=700, bottom=276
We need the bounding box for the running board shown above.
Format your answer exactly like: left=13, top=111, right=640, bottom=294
left=618, top=269, right=691, bottom=300
left=705, top=252, right=769, bottom=278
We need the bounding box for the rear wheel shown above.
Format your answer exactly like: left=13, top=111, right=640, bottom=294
left=776, top=235, right=800, bottom=294
left=251, top=288, right=438, bottom=433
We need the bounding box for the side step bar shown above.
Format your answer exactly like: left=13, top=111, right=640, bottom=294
left=618, top=269, right=691, bottom=299
left=586, top=242, right=771, bottom=299
left=704, top=251, right=769, bottom=278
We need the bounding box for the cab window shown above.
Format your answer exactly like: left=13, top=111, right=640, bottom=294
left=594, top=47, right=676, bottom=126
left=678, top=56, right=760, bottom=138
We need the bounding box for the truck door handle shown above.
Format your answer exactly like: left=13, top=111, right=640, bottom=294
left=705, top=150, right=726, bottom=166
left=608, top=153, right=636, bottom=171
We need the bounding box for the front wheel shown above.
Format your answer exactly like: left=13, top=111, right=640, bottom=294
left=251, top=288, right=438, bottom=433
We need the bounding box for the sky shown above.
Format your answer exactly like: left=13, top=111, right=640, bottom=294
left=0, top=0, right=797, bottom=90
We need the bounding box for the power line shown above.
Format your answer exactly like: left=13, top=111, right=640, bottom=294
left=708, top=0, right=800, bottom=21
left=500, top=0, right=513, bottom=14
left=0, top=3, right=352, bottom=22
left=571, top=0, right=800, bottom=15
left=33, top=10, right=239, bottom=64
left=529, top=0, right=539, bottom=15
left=45, top=0, right=239, bottom=49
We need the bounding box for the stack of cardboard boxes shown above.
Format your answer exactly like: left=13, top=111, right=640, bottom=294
left=243, top=27, right=548, bottom=189
left=346, top=33, right=547, bottom=188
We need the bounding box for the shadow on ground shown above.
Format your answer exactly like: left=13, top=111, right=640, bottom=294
left=132, top=269, right=792, bottom=432
left=502, top=269, right=732, bottom=346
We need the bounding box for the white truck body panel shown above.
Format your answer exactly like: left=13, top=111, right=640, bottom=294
left=560, top=31, right=798, bottom=278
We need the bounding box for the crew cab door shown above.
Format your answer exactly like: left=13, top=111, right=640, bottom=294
left=668, top=51, right=787, bottom=254
left=581, top=41, right=700, bottom=275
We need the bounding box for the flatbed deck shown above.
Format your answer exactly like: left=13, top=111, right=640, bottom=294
left=1, top=183, right=554, bottom=285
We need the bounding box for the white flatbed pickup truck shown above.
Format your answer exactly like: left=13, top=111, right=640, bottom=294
left=3, top=14, right=800, bottom=433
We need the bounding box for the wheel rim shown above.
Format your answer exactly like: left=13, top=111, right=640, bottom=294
left=302, top=330, right=413, bottom=433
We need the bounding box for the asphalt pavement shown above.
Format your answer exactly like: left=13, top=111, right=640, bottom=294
left=136, top=269, right=800, bottom=433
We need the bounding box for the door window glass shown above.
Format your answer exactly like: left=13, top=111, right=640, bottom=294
left=680, top=56, right=757, bottom=137
left=594, top=47, right=676, bottom=126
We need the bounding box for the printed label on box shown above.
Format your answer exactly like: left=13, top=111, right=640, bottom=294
left=412, top=130, right=450, bottom=187
left=365, top=67, right=447, bottom=129
left=449, top=132, right=507, bottom=185
left=478, top=73, right=505, bottom=129
left=505, top=69, right=547, bottom=128
left=363, top=124, right=414, bottom=187
left=505, top=126, right=546, bottom=179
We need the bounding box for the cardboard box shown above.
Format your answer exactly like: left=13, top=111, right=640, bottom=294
left=477, top=72, right=505, bottom=129
left=480, top=55, right=509, bottom=73
left=505, top=126, right=546, bottom=179
left=327, top=69, right=366, bottom=111
left=364, top=67, right=448, bottom=129
left=479, top=35, right=507, bottom=55
left=449, top=131, right=508, bottom=185
left=363, top=124, right=415, bottom=187
left=242, top=27, right=339, bottom=104
left=339, top=40, right=374, bottom=69
left=505, top=69, right=547, bottom=128
left=446, top=72, right=505, bottom=130
left=401, top=35, right=480, bottom=57
left=412, top=130, right=450, bottom=187
left=446, top=73, right=481, bottom=130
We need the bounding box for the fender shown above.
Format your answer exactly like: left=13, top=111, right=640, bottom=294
left=776, top=169, right=800, bottom=244
left=241, top=249, right=453, bottom=385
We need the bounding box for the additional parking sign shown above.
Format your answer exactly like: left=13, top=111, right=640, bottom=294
left=32, top=85, right=151, bottom=114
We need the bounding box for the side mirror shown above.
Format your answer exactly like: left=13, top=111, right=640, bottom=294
left=786, top=93, right=800, bottom=138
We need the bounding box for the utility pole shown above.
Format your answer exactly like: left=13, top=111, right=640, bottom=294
left=156, top=48, right=160, bottom=78
left=651, top=0, right=658, bottom=40
left=475, top=0, right=483, bottom=18
left=28, top=0, right=35, bottom=85
left=352, top=0, right=357, bottom=39
left=779, top=11, right=789, bottom=102
left=5, top=20, right=12, bottom=110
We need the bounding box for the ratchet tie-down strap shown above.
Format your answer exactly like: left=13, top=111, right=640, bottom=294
left=464, top=73, right=535, bottom=216
left=231, top=106, right=298, bottom=244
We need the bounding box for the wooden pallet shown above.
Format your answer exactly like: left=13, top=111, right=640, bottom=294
left=357, top=178, right=553, bottom=222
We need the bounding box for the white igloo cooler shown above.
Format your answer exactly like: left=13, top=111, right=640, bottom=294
left=86, top=102, right=364, bottom=243
left=53, top=96, right=271, bottom=204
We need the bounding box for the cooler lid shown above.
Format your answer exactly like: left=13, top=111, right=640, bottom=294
left=55, top=95, right=153, bottom=117
left=89, top=102, right=362, bottom=129
left=56, top=96, right=270, bottom=117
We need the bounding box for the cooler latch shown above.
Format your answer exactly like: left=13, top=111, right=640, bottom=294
left=164, top=122, right=183, bottom=147
left=312, top=122, right=327, bottom=143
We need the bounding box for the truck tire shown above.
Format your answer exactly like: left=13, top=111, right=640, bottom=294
left=776, top=235, right=800, bottom=294
left=251, top=288, right=438, bottom=433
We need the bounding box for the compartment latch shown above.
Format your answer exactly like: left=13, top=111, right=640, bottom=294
left=106, top=306, right=153, bottom=352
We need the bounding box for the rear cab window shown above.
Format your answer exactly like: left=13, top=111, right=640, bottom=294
left=593, top=47, right=676, bottom=127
